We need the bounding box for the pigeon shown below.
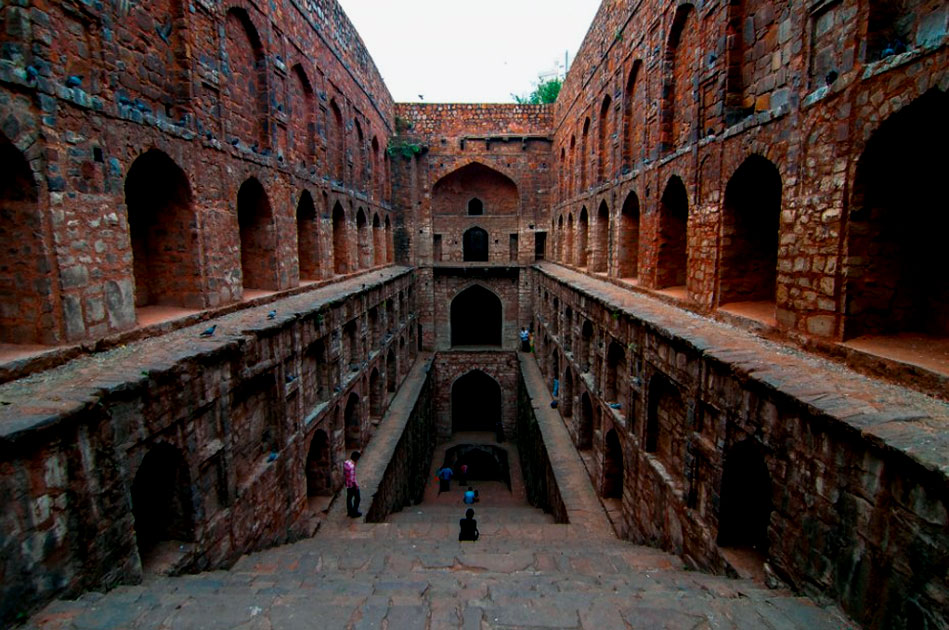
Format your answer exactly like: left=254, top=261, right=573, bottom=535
left=267, top=451, right=278, bottom=462
left=230, top=137, right=240, bottom=146
left=26, top=66, right=38, bottom=81
left=199, top=324, right=217, bottom=337
left=66, top=75, right=83, bottom=88
left=285, top=374, right=297, bottom=384
left=267, top=310, right=277, bottom=320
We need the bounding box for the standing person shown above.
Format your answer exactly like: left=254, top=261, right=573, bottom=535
left=438, top=465, right=453, bottom=494
left=457, top=463, right=468, bottom=486
left=344, top=451, right=362, bottom=518
left=458, top=508, right=479, bottom=541
left=519, top=327, right=530, bottom=352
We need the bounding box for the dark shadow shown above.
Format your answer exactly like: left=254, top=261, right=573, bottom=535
left=452, top=370, right=501, bottom=433
left=451, top=285, right=502, bottom=346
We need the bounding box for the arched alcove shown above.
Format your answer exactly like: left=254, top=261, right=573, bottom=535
left=330, top=100, right=345, bottom=183
left=605, top=341, right=626, bottom=403
left=369, top=368, right=383, bottom=419
left=646, top=374, right=684, bottom=472
left=593, top=201, right=609, bottom=273
left=602, top=429, right=623, bottom=498
left=578, top=392, right=594, bottom=450
left=305, top=430, right=333, bottom=497
left=463, top=226, right=489, bottom=262
left=451, top=285, right=502, bottom=346
left=719, top=156, right=782, bottom=306
left=577, top=207, right=589, bottom=268
left=372, top=213, right=383, bottom=266
left=580, top=320, right=594, bottom=372
left=344, top=392, right=362, bottom=450
left=432, top=162, right=519, bottom=216
left=622, top=61, right=642, bottom=171
left=296, top=190, right=319, bottom=281
left=290, top=65, right=316, bottom=166
left=451, top=370, right=502, bottom=433
left=657, top=176, right=689, bottom=290
left=717, top=439, right=772, bottom=553
left=356, top=208, right=370, bottom=269
left=131, top=444, right=194, bottom=563
left=580, top=118, right=590, bottom=190
left=332, top=202, right=348, bottom=274
left=237, top=178, right=276, bottom=290
left=660, top=4, right=697, bottom=153
left=225, top=8, right=268, bottom=148
left=844, top=90, right=949, bottom=340
left=0, top=136, right=49, bottom=344
left=562, top=366, right=574, bottom=417
left=597, top=95, right=612, bottom=183
left=386, top=348, right=397, bottom=393
left=467, top=198, right=484, bottom=215
left=126, top=149, right=200, bottom=308
left=617, top=191, right=640, bottom=279
left=384, top=215, right=393, bottom=263
left=566, top=214, right=575, bottom=265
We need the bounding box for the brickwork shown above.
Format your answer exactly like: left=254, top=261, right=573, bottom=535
left=0, top=269, right=416, bottom=622
left=0, top=0, right=395, bottom=344
left=431, top=352, right=520, bottom=441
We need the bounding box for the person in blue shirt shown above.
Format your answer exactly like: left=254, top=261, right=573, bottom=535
left=438, top=465, right=453, bottom=493
left=463, top=487, right=476, bottom=504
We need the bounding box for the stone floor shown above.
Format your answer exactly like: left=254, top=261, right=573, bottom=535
left=26, top=404, right=857, bottom=629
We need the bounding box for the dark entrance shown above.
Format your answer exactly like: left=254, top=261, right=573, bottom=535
left=602, top=429, right=623, bottom=498
left=344, top=393, right=361, bottom=450
left=451, top=370, right=501, bottom=433
left=463, top=226, right=489, bottom=261
left=305, top=430, right=332, bottom=496
left=443, top=444, right=511, bottom=489
left=717, top=439, right=772, bottom=552
left=131, top=444, right=194, bottom=561
left=450, top=285, right=502, bottom=346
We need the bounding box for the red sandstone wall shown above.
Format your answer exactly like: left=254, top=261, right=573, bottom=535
left=551, top=0, right=949, bottom=343
left=0, top=0, right=396, bottom=345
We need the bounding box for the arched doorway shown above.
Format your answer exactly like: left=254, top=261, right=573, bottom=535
left=844, top=89, right=949, bottom=340
left=0, top=135, right=51, bottom=344
left=305, top=430, right=333, bottom=497
left=580, top=320, right=594, bottom=372
left=372, top=213, right=383, bottom=266
left=451, top=370, right=501, bottom=433
left=617, top=191, right=640, bottom=279
left=463, top=226, right=489, bottom=261
left=605, top=341, right=626, bottom=403
left=719, top=156, right=782, bottom=307
left=344, top=393, right=361, bottom=450
left=126, top=150, right=200, bottom=308
left=593, top=201, right=609, bottom=272
left=237, top=178, right=276, bottom=290
left=451, top=285, right=502, bottom=346
left=356, top=208, right=369, bottom=269
left=386, top=348, right=397, bottom=393
left=578, top=392, right=593, bottom=450
left=602, top=429, right=623, bottom=498
left=131, top=444, right=194, bottom=564
left=296, top=190, right=319, bottom=281
left=562, top=366, right=574, bottom=417
left=332, top=202, right=348, bottom=274
left=657, top=176, right=689, bottom=289
left=577, top=206, right=589, bottom=268
left=717, top=439, right=771, bottom=553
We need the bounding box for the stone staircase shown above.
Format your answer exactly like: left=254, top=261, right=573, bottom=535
left=28, top=508, right=857, bottom=629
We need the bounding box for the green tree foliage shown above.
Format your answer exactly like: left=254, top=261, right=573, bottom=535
left=512, top=77, right=562, bottom=105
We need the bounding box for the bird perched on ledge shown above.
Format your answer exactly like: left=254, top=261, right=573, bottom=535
left=267, top=310, right=277, bottom=320
left=199, top=324, right=217, bottom=338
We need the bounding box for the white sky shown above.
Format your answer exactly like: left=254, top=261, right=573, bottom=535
left=337, top=0, right=603, bottom=103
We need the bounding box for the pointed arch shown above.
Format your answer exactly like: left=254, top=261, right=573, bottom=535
left=306, top=430, right=333, bottom=496
left=432, top=162, right=520, bottom=216
left=451, top=284, right=502, bottom=346
left=593, top=200, right=609, bottom=273
left=332, top=202, right=348, bottom=274
left=356, top=207, right=369, bottom=269
left=657, top=176, right=689, bottom=289
left=660, top=4, right=697, bottom=153
left=329, top=99, right=345, bottom=183
left=463, top=226, right=490, bottom=262
left=290, top=64, right=316, bottom=167
left=602, top=429, right=624, bottom=499
left=597, top=95, right=612, bottom=183
left=225, top=7, right=268, bottom=148
left=452, top=370, right=502, bottom=433
left=372, top=213, right=383, bottom=266
left=577, top=206, right=589, bottom=268
left=237, top=177, right=277, bottom=290
left=296, top=190, right=320, bottom=281
left=617, top=191, right=640, bottom=279
left=622, top=61, right=643, bottom=171
left=131, top=444, right=194, bottom=562
left=578, top=392, right=593, bottom=450
left=580, top=117, right=591, bottom=190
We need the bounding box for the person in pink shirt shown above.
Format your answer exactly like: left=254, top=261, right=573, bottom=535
left=344, top=451, right=361, bottom=518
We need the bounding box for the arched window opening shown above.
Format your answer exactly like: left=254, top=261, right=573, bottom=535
left=566, top=214, right=575, bottom=266
left=371, top=136, right=381, bottom=200
left=296, top=190, right=319, bottom=281
left=372, top=214, right=383, bottom=266
left=451, top=285, right=502, bottom=346
left=569, top=135, right=576, bottom=197
left=463, top=226, right=489, bottom=262
left=660, top=5, right=696, bottom=153
left=225, top=8, right=268, bottom=148
left=617, top=191, right=641, bottom=279
left=0, top=136, right=49, bottom=344
left=452, top=370, right=502, bottom=433
left=577, top=207, right=589, bottom=268
left=330, top=100, right=345, bottom=183
left=305, top=430, right=333, bottom=497
left=578, top=392, right=594, bottom=450
left=718, top=439, right=772, bottom=554
left=580, top=118, right=591, bottom=190
left=369, top=368, right=383, bottom=419
left=602, top=429, right=623, bottom=499
left=467, top=198, right=484, bottom=215
left=562, top=366, right=574, bottom=417
left=605, top=341, right=626, bottom=403
left=290, top=65, right=316, bottom=167
left=125, top=150, right=200, bottom=310
left=303, top=339, right=327, bottom=409
left=343, top=319, right=360, bottom=368
left=580, top=320, right=594, bottom=373
left=356, top=208, right=370, bottom=269
left=332, top=202, right=348, bottom=274
left=597, top=95, right=612, bottom=183
left=384, top=215, right=393, bottom=263
left=622, top=61, right=642, bottom=171
left=551, top=297, right=560, bottom=336
left=353, top=119, right=365, bottom=191
left=564, top=306, right=574, bottom=352
left=386, top=348, right=397, bottom=393
left=593, top=201, right=609, bottom=273
left=844, top=90, right=949, bottom=343
left=646, top=374, right=684, bottom=472
left=237, top=178, right=277, bottom=291
left=719, top=156, right=782, bottom=310
left=657, top=177, right=689, bottom=290
left=866, top=0, right=915, bottom=62
left=131, top=444, right=194, bottom=566
left=344, top=392, right=362, bottom=451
